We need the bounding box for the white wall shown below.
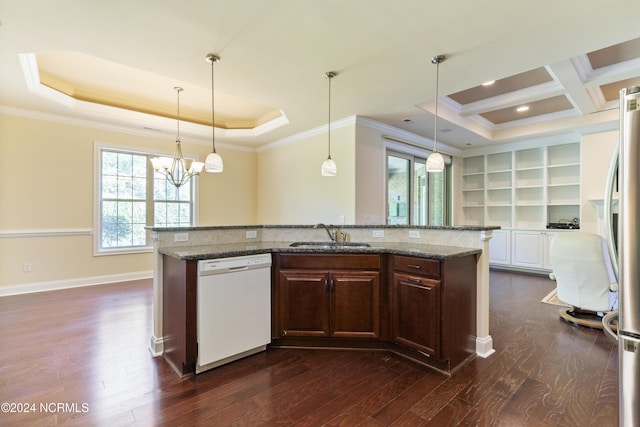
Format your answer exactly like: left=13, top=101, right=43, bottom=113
left=580, top=130, right=618, bottom=235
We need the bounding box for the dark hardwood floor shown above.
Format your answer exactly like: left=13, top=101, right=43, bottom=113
left=0, top=271, right=618, bottom=426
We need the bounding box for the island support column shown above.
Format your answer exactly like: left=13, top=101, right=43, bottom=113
left=149, top=232, right=164, bottom=356
left=476, top=230, right=495, bottom=357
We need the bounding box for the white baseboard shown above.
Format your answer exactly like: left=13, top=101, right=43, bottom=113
left=0, top=271, right=152, bottom=297
left=149, top=335, right=164, bottom=357
left=476, top=335, right=495, bottom=358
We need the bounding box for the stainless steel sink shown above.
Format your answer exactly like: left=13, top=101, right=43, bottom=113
left=290, top=241, right=372, bottom=249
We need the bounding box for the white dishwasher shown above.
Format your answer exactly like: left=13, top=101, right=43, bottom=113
left=196, top=253, right=272, bottom=374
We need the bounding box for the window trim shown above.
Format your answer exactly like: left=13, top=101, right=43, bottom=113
left=93, top=142, right=198, bottom=256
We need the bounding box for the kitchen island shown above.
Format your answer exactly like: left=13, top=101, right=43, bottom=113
left=151, top=225, right=497, bottom=375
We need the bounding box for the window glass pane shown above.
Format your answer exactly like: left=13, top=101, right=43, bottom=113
left=132, top=201, right=146, bottom=223
left=178, top=184, right=191, bottom=201
left=166, top=203, right=179, bottom=226
left=154, top=202, right=167, bottom=226
left=117, top=153, right=132, bottom=175
left=132, top=177, right=146, bottom=200
left=154, top=176, right=167, bottom=200
left=102, top=151, right=118, bottom=176
left=132, top=155, right=147, bottom=178
left=117, top=201, right=133, bottom=223
left=101, top=202, right=119, bottom=248
left=117, top=176, right=132, bottom=199
left=414, top=160, right=427, bottom=225
left=117, top=221, right=132, bottom=246
left=429, top=169, right=445, bottom=225
left=132, top=224, right=147, bottom=246
left=165, top=185, right=180, bottom=202
left=179, top=203, right=191, bottom=224
left=387, top=155, right=410, bottom=225
left=102, top=175, right=118, bottom=199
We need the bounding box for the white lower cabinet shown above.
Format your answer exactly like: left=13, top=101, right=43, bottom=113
left=542, top=231, right=557, bottom=270
left=511, top=231, right=545, bottom=269
left=488, top=230, right=511, bottom=265
left=491, top=229, right=560, bottom=272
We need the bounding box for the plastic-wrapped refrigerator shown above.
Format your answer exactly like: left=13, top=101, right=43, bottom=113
left=604, top=86, right=640, bottom=426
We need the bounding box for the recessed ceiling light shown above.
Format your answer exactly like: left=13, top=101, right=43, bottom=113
left=482, top=80, right=495, bottom=86
left=516, top=105, right=530, bottom=112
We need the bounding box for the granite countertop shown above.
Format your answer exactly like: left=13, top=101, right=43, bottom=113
left=150, top=224, right=500, bottom=232
left=158, top=241, right=482, bottom=261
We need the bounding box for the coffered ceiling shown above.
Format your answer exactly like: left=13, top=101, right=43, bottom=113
left=1, top=1, right=639, bottom=153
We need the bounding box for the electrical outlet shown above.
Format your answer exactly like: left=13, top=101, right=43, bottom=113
left=174, top=232, right=189, bottom=242
left=372, top=229, right=384, bottom=238
left=246, top=230, right=257, bottom=239
left=338, top=215, right=345, bottom=225
left=409, top=230, right=421, bottom=238
left=23, top=262, right=32, bottom=273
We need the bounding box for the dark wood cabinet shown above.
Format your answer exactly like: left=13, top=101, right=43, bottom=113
left=391, top=254, right=477, bottom=373
left=279, top=270, right=329, bottom=337
left=275, top=254, right=381, bottom=340
left=163, top=249, right=477, bottom=377
left=393, top=272, right=440, bottom=356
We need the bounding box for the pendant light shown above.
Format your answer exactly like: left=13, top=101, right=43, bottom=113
left=150, top=87, right=204, bottom=188
left=321, top=71, right=337, bottom=176
left=204, top=53, right=223, bottom=173
left=426, top=55, right=446, bottom=173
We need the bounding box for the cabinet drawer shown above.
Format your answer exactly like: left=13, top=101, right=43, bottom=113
left=279, top=254, right=380, bottom=270
left=393, top=255, right=440, bottom=278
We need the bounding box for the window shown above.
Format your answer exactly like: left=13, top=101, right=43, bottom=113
left=387, top=150, right=450, bottom=226
left=96, top=146, right=196, bottom=254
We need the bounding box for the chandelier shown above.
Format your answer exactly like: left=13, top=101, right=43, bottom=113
left=150, top=87, right=204, bottom=188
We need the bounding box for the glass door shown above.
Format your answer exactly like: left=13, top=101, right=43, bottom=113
left=387, top=154, right=410, bottom=225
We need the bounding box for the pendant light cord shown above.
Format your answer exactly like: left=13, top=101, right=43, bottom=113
left=434, top=61, right=439, bottom=153
left=211, top=57, right=216, bottom=153
left=327, top=73, right=332, bottom=158
left=175, top=86, right=182, bottom=144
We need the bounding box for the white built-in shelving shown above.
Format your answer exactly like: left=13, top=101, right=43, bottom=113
left=461, top=156, right=485, bottom=226
left=461, top=141, right=581, bottom=272
left=460, top=142, right=580, bottom=230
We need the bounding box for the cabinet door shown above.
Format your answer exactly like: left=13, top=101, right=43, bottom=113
left=392, top=273, right=440, bottom=357
left=511, top=231, right=544, bottom=269
left=489, top=229, right=511, bottom=265
left=279, top=271, right=330, bottom=337
left=331, top=271, right=380, bottom=338
left=543, top=231, right=557, bottom=270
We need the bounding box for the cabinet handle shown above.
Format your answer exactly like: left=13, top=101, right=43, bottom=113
left=407, top=264, right=422, bottom=269
left=330, top=278, right=335, bottom=291
left=282, top=330, right=288, bottom=336
left=408, top=278, right=422, bottom=284
left=324, top=278, right=329, bottom=292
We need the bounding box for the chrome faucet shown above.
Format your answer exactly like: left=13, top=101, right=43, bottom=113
left=314, top=223, right=336, bottom=242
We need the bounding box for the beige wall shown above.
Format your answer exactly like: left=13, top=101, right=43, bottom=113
left=0, top=113, right=256, bottom=291
left=2, top=108, right=620, bottom=292
left=197, top=147, right=257, bottom=226
left=256, top=123, right=356, bottom=225
left=354, top=124, right=388, bottom=225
